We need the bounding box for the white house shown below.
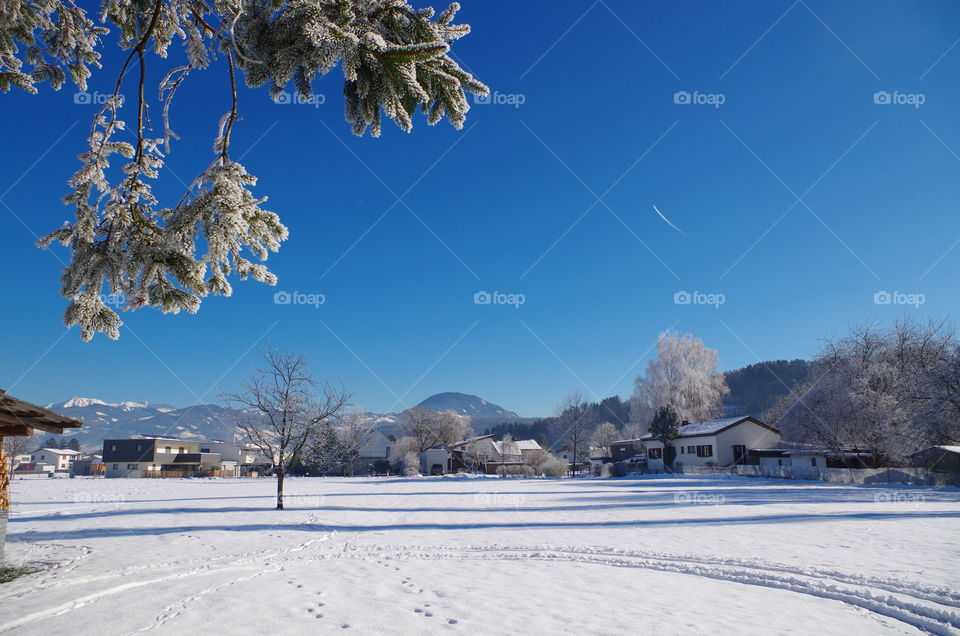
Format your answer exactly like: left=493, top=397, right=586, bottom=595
left=357, top=430, right=393, bottom=460
left=198, top=441, right=266, bottom=475
left=641, top=416, right=781, bottom=471
left=30, top=448, right=82, bottom=472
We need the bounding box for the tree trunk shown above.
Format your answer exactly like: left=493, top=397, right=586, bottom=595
left=0, top=441, right=8, bottom=563
left=276, top=467, right=285, bottom=510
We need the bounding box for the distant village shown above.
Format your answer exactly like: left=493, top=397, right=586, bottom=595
left=9, top=413, right=960, bottom=486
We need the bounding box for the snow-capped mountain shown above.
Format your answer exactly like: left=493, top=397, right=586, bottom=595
left=43, top=398, right=238, bottom=452
left=43, top=392, right=523, bottom=451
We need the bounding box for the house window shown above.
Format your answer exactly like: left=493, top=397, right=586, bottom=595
left=648, top=447, right=663, bottom=459
left=696, top=445, right=713, bottom=458
left=164, top=447, right=171, bottom=454
left=136, top=444, right=142, bottom=451
left=178, top=447, right=184, bottom=454
left=687, top=446, right=695, bottom=454
left=810, top=457, right=817, bottom=467
left=127, top=463, right=138, bottom=469
left=113, top=464, right=119, bottom=470
left=679, top=447, right=685, bottom=454
left=111, top=445, right=117, bottom=451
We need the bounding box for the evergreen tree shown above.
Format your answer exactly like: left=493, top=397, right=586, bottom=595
left=2, top=1, right=487, bottom=340
left=41, top=436, right=58, bottom=450
left=68, top=438, right=82, bottom=452
left=649, top=405, right=680, bottom=471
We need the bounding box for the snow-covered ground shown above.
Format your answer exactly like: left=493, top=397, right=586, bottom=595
left=2, top=475, right=959, bottom=635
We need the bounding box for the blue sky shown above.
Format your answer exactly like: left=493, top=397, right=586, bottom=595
left=2, top=0, right=959, bottom=417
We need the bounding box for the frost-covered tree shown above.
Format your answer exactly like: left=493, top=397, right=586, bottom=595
left=767, top=319, right=960, bottom=464
left=335, top=406, right=378, bottom=476
left=630, top=330, right=729, bottom=427
left=222, top=348, right=349, bottom=508
left=3, top=0, right=487, bottom=340
left=590, top=421, right=620, bottom=456
left=397, top=406, right=469, bottom=452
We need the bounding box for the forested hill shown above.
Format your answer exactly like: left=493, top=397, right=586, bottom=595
left=722, top=359, right=813, bottom=417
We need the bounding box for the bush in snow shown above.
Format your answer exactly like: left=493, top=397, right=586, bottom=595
left=540, top=457, right=569, bottom=477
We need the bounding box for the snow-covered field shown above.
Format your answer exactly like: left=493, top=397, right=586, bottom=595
left=2, top=475, right=959, bottom=635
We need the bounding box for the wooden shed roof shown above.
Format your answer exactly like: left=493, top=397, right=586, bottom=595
left=0, top=389, right=83, bottom=436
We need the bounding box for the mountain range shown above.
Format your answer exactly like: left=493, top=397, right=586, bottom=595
left=42, top=392, right=520, bottom=451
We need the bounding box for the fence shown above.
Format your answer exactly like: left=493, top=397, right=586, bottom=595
left=652, top=464, right=959, bottom=487
left=141, top=469, right=238, bottom=479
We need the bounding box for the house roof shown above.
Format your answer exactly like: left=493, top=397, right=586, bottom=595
left=492, top=439, right=542, bottom=454
left=640, top=416, right=779, bottom=441
left=0, top=389, right=83, bottom=436
left=910, top=445, right=960, bottom=457
left=35, top=448, right=83, bottom=455
left=448, top=434, right=495, bottom=448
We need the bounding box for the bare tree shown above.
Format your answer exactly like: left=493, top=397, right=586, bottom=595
left=464, top=439, right=491, bottom=474
left=335, top=407, right=378, bottom=477
left=398, top=407, right=470, bottom=452
left=631, top=330, right=729, bottom=426
left=551, top=391, right=592, bottom=475
left=768, top=318, right=960, bottom=464
left=2, top=436, right=33, bottom=474
left=222, top=349, right=349, bottom=509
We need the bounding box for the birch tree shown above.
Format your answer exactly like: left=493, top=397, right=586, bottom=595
left=223, top=348, right=349, bottom=508
left=631, top=330, right=729, bottom=425
left=3, top=1, right=487, bottom=340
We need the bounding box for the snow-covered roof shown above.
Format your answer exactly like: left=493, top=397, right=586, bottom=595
left=448, top=434, right=495, bottom=448
left=492, top=439, right=541, bottom=454
left=910, top=445, right=960, bottom=456
left=36, top=448, right=83, bottom=455
left=640, top=416, right=777, bottom=440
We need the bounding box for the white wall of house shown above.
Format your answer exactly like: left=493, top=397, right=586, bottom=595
left=358, top=431, right=392, bottom=459
left=30, top=449, right=80, bottom=471
left=419, top=449, right=450, bottom=474
left=646, top=420, right=782, bottom=471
